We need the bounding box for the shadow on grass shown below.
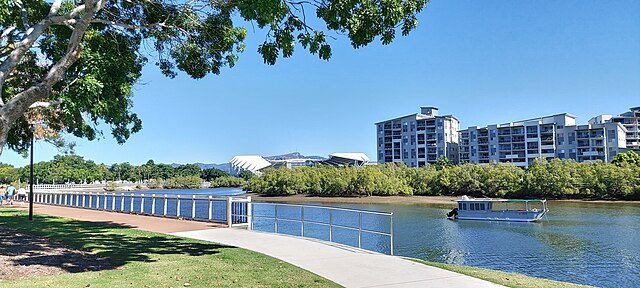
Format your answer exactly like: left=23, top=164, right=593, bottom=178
left=0, top=208, right=233, bottom=274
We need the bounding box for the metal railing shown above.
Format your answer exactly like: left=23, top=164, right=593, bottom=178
left=33, top=191, right=250, bottom=227
left=34, top=184, right=100, bottom=190
left=251, top=203, right=394, bottom=255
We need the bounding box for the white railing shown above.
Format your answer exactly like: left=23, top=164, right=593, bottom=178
left=251, top=203, right=394, bottom=255
left=33, top=191, right=250, bottom=227
left=33, top=184, right=101, bottom=190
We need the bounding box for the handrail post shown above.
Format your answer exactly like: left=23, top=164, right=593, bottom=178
left=64, top=193, right=68, bottom=206
left=104, top=192, right=108, bottom=210
left=207, top=196, right=212, bottom=220
left=140, top=194, right=145, bottom=214
left=301, top=206, right=304, bottom=237
left=358, top=212, right=362, bottom=249
left=176, top=195, right=181, bottom=217
left=163, top=194, right=168, bottom=216
left=82, top=192, right=86, bottom=207
left=88, top=193, right=91, bottom=208
left=96, top=193, right=100, bottom=209
left=247, top=196, right=252, bottom=230
left=130, top=193, right=134, bottom=212
left=390, top=214, right=394, bottom=255
left=226, top=197, right=232, bottom=227
left=151, top=194, right=156, bottom=215
left=111, top=193, right=116, bottom=211
left=75, top=192, right=79, bottom=206
left=274, top=204, right=278, bottom=233
left=120, top=194, right=125, bottom=211
left=192, top=195, right=196, bottom=219
left=329, top=209, right=333, bottom=242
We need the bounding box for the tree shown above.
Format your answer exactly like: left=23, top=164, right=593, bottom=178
left=612, top=151, right=640, bottom=167
left=202, top=167, right=229, bottom=182
left=238, top=169, right=255, bottom=181
left=0, top=0, right=428, bottom=156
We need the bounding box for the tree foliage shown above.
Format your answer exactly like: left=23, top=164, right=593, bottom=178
left=612, top=150, right=640, bottom=167
left=246, top=159, right=640, bottom=200
left=0, top=0, right=428, bottom=155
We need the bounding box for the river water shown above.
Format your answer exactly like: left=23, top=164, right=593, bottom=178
left=127, top=188, right=640, bottom=287
left=292, top=200, right=640, bottom=288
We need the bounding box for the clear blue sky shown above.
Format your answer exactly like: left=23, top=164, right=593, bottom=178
left=2, top=0, right=639, bottom=167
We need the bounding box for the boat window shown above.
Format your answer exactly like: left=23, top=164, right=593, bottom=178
left=458, top=203, right=463, bottom=210
left=463, top=203, right=467, bottom=210
left=480, top=203, right=485, bottom=210
left=469, top=203, right=475, bottom=211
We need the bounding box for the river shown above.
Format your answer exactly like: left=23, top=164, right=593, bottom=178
left=134, top=188, right=640, bottom=287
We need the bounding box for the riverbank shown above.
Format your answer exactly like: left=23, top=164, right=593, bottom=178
left=248, top=193, right=459, bottom=205
left=248, top=193, right=640, bottom=206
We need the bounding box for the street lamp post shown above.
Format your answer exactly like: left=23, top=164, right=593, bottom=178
left=29, top=128, right=34, bottom=221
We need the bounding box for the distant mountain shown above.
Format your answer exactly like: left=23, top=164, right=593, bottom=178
left=264, top=152, right=325, bottom=161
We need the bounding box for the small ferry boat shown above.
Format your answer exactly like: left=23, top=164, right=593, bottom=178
left=447, top=196, right=548, bottom=222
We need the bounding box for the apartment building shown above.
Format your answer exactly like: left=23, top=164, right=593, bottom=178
left=376, top=107, right=460, bottom=167
left=591, top=106, right=640, bottom=150
left=459, top=113, right=627, bottom=167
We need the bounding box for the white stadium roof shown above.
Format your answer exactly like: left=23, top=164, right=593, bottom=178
left=230, top=155, right=272, bottom=174
left=329, top=153, right=370, bottom=162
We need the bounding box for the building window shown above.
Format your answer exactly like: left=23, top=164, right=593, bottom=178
left=568, top=132, right=575, bottom=144
left=403, top=149, right=408, bottom=159
left=557, top=133, right=565, bottom=145
left=607, top=130, right=616, bottom=141
left=411, top=149, right=415, bottom=158
left=402, top=123, right=408, bottom=132
left=410, top=122, right=415, bottom=132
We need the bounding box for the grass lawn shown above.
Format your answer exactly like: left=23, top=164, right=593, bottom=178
left=410, top=259, right=592, bottom=288
left=0, top=207, right=339, bottom=288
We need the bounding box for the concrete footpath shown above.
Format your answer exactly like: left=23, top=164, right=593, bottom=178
left=9, top=204, right=503, bottom=288
left=173, top=228, right=503, bottom=288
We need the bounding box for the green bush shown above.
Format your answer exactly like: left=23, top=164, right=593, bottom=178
left=210, top=176, right=245, bottom=188
left=105, top=181, right=117, bottom=191
left=244, top=159, right=640, bottom=200
left=163, top=175, right=202, bottom=189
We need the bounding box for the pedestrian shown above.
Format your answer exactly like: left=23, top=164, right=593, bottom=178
left=6, top=184, right=15, bottom=205
left=17, top=187, right=27, bottom=202
left=0, top=186, right=5, bottom=205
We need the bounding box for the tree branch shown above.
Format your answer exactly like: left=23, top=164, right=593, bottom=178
left=14, top=0, right=31, bottom=31
left=0, top=2, right=89, bottom=104
left=0, top=0, right=102, bottom=124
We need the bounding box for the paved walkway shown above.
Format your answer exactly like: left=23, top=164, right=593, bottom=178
left=6, top=203, right=225, bottom=233
left=173, top=229, right=503, bottom=288
left=6, top=204, right=503, bottom=287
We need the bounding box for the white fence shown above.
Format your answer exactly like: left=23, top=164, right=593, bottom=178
left=33, top=191, right=251, bottom=227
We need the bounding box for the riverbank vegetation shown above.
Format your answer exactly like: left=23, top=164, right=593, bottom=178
left=0, top=155, right=245, bottom=189
left=246, top=157, right=640, bottom=200
left=0, top=208, right=337, bottom=288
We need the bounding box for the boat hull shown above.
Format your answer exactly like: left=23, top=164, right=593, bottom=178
left=456, top=210, right=547, bottom=222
